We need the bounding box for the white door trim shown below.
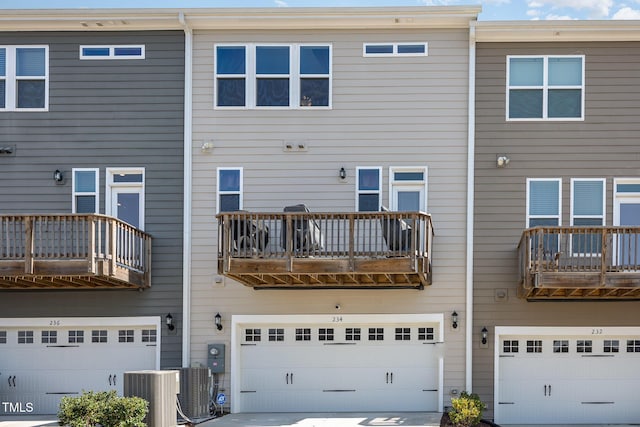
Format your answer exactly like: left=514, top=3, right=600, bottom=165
left=105, top=167, right=145, bottom=230
left=231, top=313, right=444, bottom=413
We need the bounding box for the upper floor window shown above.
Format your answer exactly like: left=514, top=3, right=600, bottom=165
left=357, top=167, right=382, bottom=212
left=363, top=42, right=428, bottom=57
left=0, top=46, right=48, bottom=111
left=571, top=178, right=605, bottom=255
left=507, top=55, right=584, bottom=120
left=80, top=45, right=145, bottom=60
left=217, top=168, right=243, bottom=212
left=215, top=44, right=331, bottom=109
left=527, top=178, right=561, bottom=256
left=73, top=168, right=99, bottom=214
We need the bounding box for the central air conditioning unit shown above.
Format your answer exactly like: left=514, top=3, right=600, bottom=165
left=177, top=367, right=211, bottom=420
left=124, top=370, right=179, bottom=427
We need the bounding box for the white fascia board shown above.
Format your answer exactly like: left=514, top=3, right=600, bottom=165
left=475, top=20, right=640, bottom=42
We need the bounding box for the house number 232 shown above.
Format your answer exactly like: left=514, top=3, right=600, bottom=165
left=591, top=328, right=603, bottom=335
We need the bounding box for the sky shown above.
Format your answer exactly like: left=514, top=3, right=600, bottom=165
left=1, top=0, right=640, bottom=21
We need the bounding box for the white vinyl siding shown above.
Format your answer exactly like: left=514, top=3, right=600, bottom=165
left=507, top=55, right=584, bottom=121
left=0, top=45, right=48, bottom=111
left=72, top=168, right=99, bottom=214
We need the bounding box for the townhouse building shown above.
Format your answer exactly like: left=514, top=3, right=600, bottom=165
left=0, top=10, right=186, bottom=415
left=186, top=6, right=480, bottom=413
left=474, top=21, right=640, bottom=424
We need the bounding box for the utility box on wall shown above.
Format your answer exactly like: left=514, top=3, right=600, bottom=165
left=207, top=343, right=225, bottom=373
left=124, top=370, right=179, bottom=427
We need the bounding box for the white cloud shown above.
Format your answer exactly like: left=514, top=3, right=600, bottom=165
left=612, top=6, right=640, bottom=17
left=524, top=0, right=614, bottom=19
left=544, top=13, right=579, bottom=19
left=527, top=8, right=541, bottom=16
left=274, top=0, right=288, bottom=6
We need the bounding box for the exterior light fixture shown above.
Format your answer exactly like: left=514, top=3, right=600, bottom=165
left=214, top=313, right=223, bottom=331
left=53, top=169, right=64, bottom=183
left=339, top=167, right=346, bottom=180
left=452, top=311, right=458, bottom=329
left=481, top=327, right=488, bottom=345
left=165, top=313, right=175, bottom=331
left=496, top=155, right=510, bottom=168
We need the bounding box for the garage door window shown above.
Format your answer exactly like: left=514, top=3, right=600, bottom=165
left=296, top=328, right=311, bottom=341
left=604, top=340, right=619, bottom=352
left=576, top=340, right=592, bottom=353
left=395, top=328, right=411, bottom=341
left=119, top=330, right=134, bottom=343
left=318, top=328, right=334, bottom=341
left=0, top=331, right=6, bottom=344
left=369, top=328, right=384, bottom=341
left=418, top=327, right=434, bottom=340
left=503, top=340, right=519, bottom=353
left=268, top=328, right=284, bottom=342
left=92, top=330, right=107, bottom=343
left=527, top=340, right=542, bottom=353
left=245, top=328, right=261, bottom=342
left=18, top=330, right=33, bottom=344
left=627, top=340, right=640, bottom=352
left=142, top=329, right=156, bottom=343
left=553, top=340, right=569, bottom=353
left=42, top=331, right=57, bottom=344
left=345, top=328, right=361, bottom=341
left=69, top=330, right=84, bottom=343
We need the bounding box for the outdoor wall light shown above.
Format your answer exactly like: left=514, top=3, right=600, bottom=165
left=496, top=155, right=510, bottom=168
left=165, top=313, right=175, bottom=331
left=452, top=311, right=458, bottom=329
left=339, top=167, right=347, bottom=180
left=481, top=327, right=488, bottom=345
left=214, top=313, right=223, bottom=331
left=53, top=169, right=64, bottom=183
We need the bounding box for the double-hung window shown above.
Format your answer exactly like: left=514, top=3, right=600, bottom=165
left=571, top=178, right=605, bottom=255
left=356, top=167, right=382, bottom=212
left=73, top=168, right=99, bottom=214
left=527, top=178, right=561, bottom=256
left=215, top=44, right=331, bottom=108
left=217, top=168, right=243, bottom=212
left=0, top=45, right=48, bottom=111
left=507, top=55, right=584, bottom=120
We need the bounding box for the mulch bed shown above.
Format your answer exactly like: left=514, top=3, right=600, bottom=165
left=440, top=413, right=499, bottom=427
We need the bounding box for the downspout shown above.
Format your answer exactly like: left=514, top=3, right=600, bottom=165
left=465, top=22, right=477, bottom=393
left=180, top=11, right=193, bottom=367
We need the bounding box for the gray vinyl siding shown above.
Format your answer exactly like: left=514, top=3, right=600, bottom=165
left=0, top=31, right=185, bottom=367
left=191, top=28, right=470, bottom=401
left=474, top=41, right=640, bottom=416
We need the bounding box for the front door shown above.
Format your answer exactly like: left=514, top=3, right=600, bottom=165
left=107, top=168, right=145, bottom=230
left=613, top=180, right=640, bottom=266
left=390, top=167, right=427, bottom=212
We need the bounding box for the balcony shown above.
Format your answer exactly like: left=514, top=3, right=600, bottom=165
left=217, top=210, right=434, bottom=289
left=0, top=214, right=151, bottom=290
left=518, top=226, right=640, bottom=300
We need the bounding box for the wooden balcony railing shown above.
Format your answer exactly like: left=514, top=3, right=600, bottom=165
left=217, top=211, right=434, bottom=289
left=0, top=214, right=152, bottom=290
left=518, top=226, right=640, bottom=299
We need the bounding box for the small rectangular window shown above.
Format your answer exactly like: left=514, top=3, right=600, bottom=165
left=142, top=329, right=157, bottom=343
left=368, top=327, right=384, bottom=341
left=18, top=330, right=34, bottom=344
left=245, top=328, right=261, bottom=342
left=356, top=167, right=382, bottom=212
left=627, top=340, right=640, bottom=353
left=0, top=331, right=7, bottom=344
left=80, top=45, right=145, bottom=60
left=418, top=327, right=434, bottom=341
left=217, top=168, right=242, bottom=213
left=42, top=330, right=57, bottom=344
left=268, top=328, right=284, bottom=342
left=69, top=330, right=84, bottom=344
left=526, top=340, right=542, bottom=353
left=577, top=340, right=592, bottom=353
left=507, top=55, right=584, bottom=120
left=363, top=42, right=428, bottom=57
left=118, top=330, right=134, bottom=343
left=295, top=328, right=311, bottom=341
left=604, top=339, right=619, bottom=353
left=318, top=328, right=334, bottom=341
left=345, top=328, right=361, bottom=341
left=73, top=168, right=99, bottom=213
left=92, top=330, right=108, bottom=343
left=553, top=340, right=569, bottom=353
left=395, top=327, right=410, bottom=341
left=503, top=340, right=519, bottom=353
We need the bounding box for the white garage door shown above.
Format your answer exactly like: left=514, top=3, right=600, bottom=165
left=233, top=314, right=443, bottom=413
left=0, top=317, right=159, bottom=415
left=495, top=327, right=640, bottom=425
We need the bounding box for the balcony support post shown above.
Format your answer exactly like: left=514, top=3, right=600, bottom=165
left=24, top=216, right=34, bottom=275
left=88, top=217, right=96, bottom=274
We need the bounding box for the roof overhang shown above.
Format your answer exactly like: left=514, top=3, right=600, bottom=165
left=0, top=6, right=480, bottom=32
left=475, top=20, right=640, bottom=42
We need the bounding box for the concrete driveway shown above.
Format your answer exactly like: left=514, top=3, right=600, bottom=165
left=198, top=412, right=442, bottom=427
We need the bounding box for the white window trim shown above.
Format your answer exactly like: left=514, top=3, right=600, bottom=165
left=79, top=45, right=145, bottom=60
left=214, top=43, right=332, bottom=110
left=570, top=178, right=606, bottom=226
left=0, top=45, right=49, bottom=112
left=72, top=167, right=99, bottom=214
left=388, top=166, right=428, bottom=212
left=355, top=166, right=382, bottom=212
left=105, top=167, right=145, bottom=230
left=613, top=178, right=640, bottom=226
left=217, top=167, right=243, bottom=213
left=506, top=55, right=585, bottom=122
left=526, top=178, right=562, bottom=228
left=362, top=42, right=429, bottom=57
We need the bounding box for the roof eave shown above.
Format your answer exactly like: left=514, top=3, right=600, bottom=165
left=475, top=20, right=640, bottom=42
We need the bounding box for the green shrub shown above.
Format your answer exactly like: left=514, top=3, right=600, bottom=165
left=448, top=391, right=487, bottom=427
left=58, top=390, right=148, bottom=427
